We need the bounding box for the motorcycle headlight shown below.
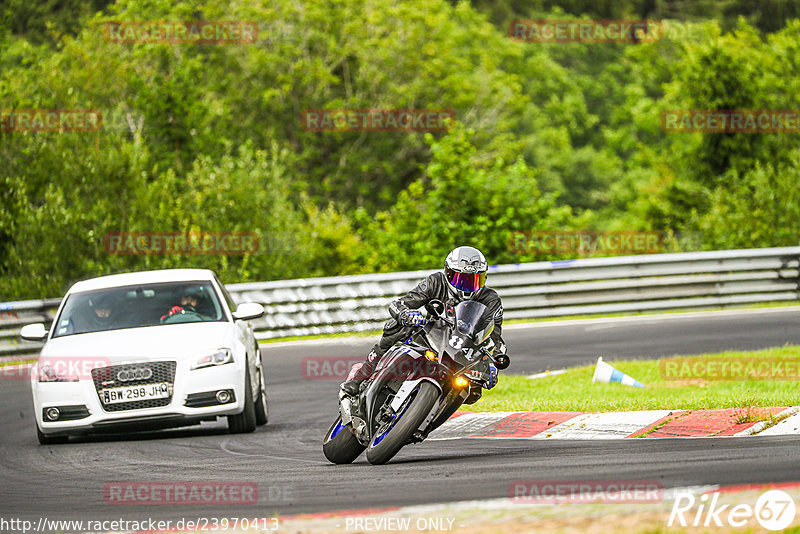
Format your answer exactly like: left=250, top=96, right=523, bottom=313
left=191, top=349, right=233, bottom=370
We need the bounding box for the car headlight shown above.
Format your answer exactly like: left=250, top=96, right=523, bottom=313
left=191, top=349, right=233, bottom=370
left=38, top=363, right=78, bottom=382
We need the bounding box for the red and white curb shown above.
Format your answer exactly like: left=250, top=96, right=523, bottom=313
left=429, top=406, right=800, bottom=440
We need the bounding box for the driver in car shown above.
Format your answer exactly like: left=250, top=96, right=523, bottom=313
left=160, top=286, right=209, bottom=322
left=341, top=246, right=509, bottom=396
left=82, top=294, right=117, bottom=332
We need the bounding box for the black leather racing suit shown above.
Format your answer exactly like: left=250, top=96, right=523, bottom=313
left=346, top=271, right=507, bottom=382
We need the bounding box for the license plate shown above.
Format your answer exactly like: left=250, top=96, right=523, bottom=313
left=101, top=382, right=170, bottom=404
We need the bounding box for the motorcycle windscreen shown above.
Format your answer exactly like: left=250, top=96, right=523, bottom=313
left=425, top=322, right=449, bottom=356
left=453, top=300, right=492, bottom=343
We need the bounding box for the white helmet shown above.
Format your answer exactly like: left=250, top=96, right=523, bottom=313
left=444, top=246, right=488, bottom=300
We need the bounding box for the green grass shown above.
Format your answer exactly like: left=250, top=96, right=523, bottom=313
left=0, top=359, right=35, bottom=367
left=470, top=345, right=800, bottom=413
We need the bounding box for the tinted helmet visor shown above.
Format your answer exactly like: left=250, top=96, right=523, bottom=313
left=445, top=267, right=487, bottom=292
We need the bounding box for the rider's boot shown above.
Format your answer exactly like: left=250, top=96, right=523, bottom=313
left=341, top=344, right=382, bottom=396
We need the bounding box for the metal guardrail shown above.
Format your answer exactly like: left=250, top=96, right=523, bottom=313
left=0, top=299, right=62, bottom=360
left=2, top=247, right=799, bottom=360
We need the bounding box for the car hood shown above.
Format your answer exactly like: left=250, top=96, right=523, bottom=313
left=41, top=322, right=236, bottom=363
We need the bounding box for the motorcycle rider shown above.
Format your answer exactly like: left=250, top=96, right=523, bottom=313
left=341, top=246, right=508, bottom=396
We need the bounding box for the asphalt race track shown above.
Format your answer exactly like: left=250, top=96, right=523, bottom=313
left=1, top=307, right=799, bottom=527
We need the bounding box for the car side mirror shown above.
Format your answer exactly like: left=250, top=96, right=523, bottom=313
left=20, top=323, right=48, bottom=342
left=425, top=299, right=446, bottom=318
left=232, top=303, right=265, bottom=321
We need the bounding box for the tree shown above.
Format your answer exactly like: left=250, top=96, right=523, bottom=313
left=363, top=124, right=577, bottom=271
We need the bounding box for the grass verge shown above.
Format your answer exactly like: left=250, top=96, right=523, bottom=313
left=0, top=359, right=35, bottom=367
left=471, top=345, right=800, bottom=413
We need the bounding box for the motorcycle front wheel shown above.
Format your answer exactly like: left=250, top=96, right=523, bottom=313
left=322, top=416, right=366, bottom=464
left=366, top=381, right=439, bottom=465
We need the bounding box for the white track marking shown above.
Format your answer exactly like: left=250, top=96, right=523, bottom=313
left=755, top=407, right=800, bottom=436
left=427, top=412, right=512, bottom=441
left=537, top=411, right=673, bottom=440
left=734, top=407, right=800, bottom=436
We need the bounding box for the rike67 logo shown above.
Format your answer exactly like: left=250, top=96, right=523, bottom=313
left=669, top=489, right=796, bottom=531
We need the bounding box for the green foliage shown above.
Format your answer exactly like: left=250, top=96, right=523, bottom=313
left=363, top=124, right=576, bottom=271
left=690, top=150, right=800, bottom=250
left=2, top=0, right=800, bottom=300
left=465, top=0, right=800, bottom=34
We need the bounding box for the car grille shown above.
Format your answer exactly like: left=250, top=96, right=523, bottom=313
left=92, top=361, right=177, bottom=412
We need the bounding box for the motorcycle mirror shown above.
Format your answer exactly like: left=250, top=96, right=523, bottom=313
left=494, top=354, right=510, bottom=370
left=425, top=299, right=446, bottom=318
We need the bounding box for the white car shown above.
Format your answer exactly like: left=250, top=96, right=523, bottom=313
left=21, top=269, right=268, bottom=444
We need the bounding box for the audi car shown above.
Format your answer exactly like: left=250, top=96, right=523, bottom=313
left=21, top=269, right=268, bottom=444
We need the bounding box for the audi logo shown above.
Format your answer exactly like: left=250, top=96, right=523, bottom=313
left=117, top=368, right=153, bottom=382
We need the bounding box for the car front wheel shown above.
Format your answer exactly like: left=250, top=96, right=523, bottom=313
left=227, top=366, right=257, bottom=434
left=254, top=359, right=268, bottom=426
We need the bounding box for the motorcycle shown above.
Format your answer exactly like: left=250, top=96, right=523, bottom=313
left=322, top=299, right=510, bottom=465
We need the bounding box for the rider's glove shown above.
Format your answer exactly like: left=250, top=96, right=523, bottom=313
left=484, top=364, right=498, bottom=389
left=400, top=310, right=424, bottom=326
left=160, top=306, right=183, bottom=321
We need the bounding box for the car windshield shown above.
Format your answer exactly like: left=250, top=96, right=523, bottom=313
left=52, top=281, right=226, bottom=338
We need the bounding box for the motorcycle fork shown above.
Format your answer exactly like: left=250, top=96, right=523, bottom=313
left=411, top=385, right=465, bottom=442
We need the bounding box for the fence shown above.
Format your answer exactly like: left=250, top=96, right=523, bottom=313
left=2, top=247, right=799, bottom=360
